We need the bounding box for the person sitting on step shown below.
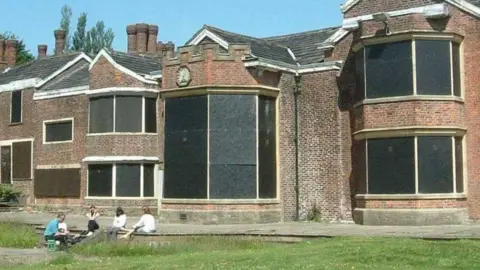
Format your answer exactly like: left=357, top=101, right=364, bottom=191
left=44, top=213, right=69, bottom=246
left=121, top=206, right=156, bottom=239
left=85, top=205, right=100, bottom=236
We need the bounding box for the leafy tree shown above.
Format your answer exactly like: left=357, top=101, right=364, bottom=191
left=64, top=5, right=115, bottom=55
left=0, top=32, right=34, bottom=65
left=71, top=13, right=87, bottom=51
left=60, top=5, right=72, bottom=51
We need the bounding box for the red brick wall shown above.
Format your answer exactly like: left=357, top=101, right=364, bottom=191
left=161, top=203, right=279, bottom=211
left=356, top=198, right=467, bottom=209
left=344, top=2, right=480, bottom=220
left=354, top=101, right=466, bottom=131
left=344, top=0, right=437, bottom=18
left=0, top=89, right=35, bottom=139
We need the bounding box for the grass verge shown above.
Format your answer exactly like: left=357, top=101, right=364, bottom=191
left=0, top=222, right=38, bottom=248
left=10, top=236, right=480, bottom=269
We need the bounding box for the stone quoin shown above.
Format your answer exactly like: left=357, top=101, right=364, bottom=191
left=0, top=0, right=478, bottom=225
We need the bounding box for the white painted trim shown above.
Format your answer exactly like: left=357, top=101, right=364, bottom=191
left=342, top=3, right=452, bottom=30
left=33, top=85, right=89, bottom=100
left=0, top=78, right=41, bottom=92
left=86, top=87, right=159, bottom=98
left=145, top=74, right=162, bottom=80
left=36, top=164, right=81, bottom=169
left=188, top=29, right=229, bottom=49
left=42, top=117, right=74, bottom=144
left=112, top=164, right=116, bottom=197
left=35, top=53, right=92, bottom=88
left=323, top=28, right=350, bottom=44
left=83, top=156, right=160, bottom=163
left=89, top=49, right=158, bottom=85
left=341, top=0, right=480, bottom=18
left=243, top=60, right=342, bottom=74
left=84, top=197, right=157, bottom=200
left=287, top=48, right=298, bottom=66
left=255, top=95, right=259, bottom=199
left=86, top=133, right=158, bottom=136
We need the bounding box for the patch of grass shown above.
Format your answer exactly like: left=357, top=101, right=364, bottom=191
left=10, top=237, right=480, bottom=269
left=0, top=222, right=38, bottom=248
left=71, top=236, right=269, bottom=257
left=48, top=254, right=75, bottom=265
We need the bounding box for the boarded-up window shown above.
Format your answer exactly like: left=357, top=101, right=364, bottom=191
left=12, top=141, right=32, bottom=179
left=11, top=90, right=22, bottom=123
left=45, top=121, right=73, bottom=143
left=116, top=164, right=141, bottom=197
left=143, top=164, right=155, bottom=197
left=89, top=96, right=114, bottom=133
left=34, top=168, right=80, bottom=198
left=115, top=96, right=142, bottom=132
left=144, top=98, right=157, bottom=133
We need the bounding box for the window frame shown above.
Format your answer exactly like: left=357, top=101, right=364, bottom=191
left=354, top=33, right=464, bottom=104
left=0, top=138, right=34, bottom=184
left=365, top=136, right=465, bottom=195
left=86, top=162, right=157, bottom=199
left=88, top=94, right=157, bottom=135
left=43, top=118, right=74, bottom=145
left=10, top=90, right=22, bottom=124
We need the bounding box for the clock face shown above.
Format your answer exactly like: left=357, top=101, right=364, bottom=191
left=176, top=67, right=191, bottom=87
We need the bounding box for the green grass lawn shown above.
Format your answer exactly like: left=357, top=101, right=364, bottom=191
left=9, top=236, right=480, bottom=270
left=0, top=222, right=38, bottom=248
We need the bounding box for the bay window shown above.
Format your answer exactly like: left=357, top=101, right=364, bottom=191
left=355, top=38, right=461, bottom=100
left=89, top=95, right=157, bottom=134
left=366, top=136, right=464, bottom=195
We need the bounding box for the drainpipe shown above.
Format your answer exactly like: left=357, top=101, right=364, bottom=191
left=293, top=74, right=301, bottom=221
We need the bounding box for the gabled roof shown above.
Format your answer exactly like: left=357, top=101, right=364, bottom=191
left=89, top=49, right=160, bottom=85
left=0, top=53, right=82, bottom=85
left=109, top=50, right=161, bottom=75
left=39, top=60, right=90, bottom=91
left=188, top=25, right=297, bottom=65
left=341, top=0, right=480, bottom=16
left=263, top=27, right=340, bottom=65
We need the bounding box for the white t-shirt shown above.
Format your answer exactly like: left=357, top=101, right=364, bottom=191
left=58, top=222, right=68, bottom=232
left=134, top=214, right=156, bottom=232
left=113, top=214, right=127, bottom=228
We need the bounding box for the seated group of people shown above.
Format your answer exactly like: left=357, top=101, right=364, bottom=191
left=43, top=205, right=156, bottom=245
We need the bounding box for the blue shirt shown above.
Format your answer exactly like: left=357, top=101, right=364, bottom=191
left=44, top=219, right=59, bottom=236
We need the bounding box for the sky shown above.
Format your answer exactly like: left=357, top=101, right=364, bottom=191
left=1, top=0, right=346, bottom=57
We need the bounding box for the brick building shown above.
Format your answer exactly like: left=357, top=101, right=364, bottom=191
left=0, top=0, right=478, bottom=225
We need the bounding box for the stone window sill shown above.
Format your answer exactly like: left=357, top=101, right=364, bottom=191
left=355, top=194, right=467, bottom=200
left=161, top=199, right=280, bottom=205
left=354, top=95, right=464, bottom=108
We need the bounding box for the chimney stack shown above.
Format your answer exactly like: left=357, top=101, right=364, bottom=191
left=5, top=40, right=18, bottom=67
left=38, top=45, right=47, bottom=59
left=156, top=41, right=164, bottom=53
left=147, top=24, right=158, bottom=54
left=136, top=23, right=149, bottom=53
left=54, top=29, right=66, bottom=56
left=126, top=24, right=137, bottom=53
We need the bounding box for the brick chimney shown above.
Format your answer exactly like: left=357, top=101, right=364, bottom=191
left=38, top=45, right=47, bottom=59
left=156, top=41, right=164, bottom=53
left=126, top=24, right=137, bottom=53
left=5, top=40, right=18, bottom=67
left=147, top=24, right=158, bottom=54
left=136, top=23, right=149, bottom=53
left=0, top=39, right=6, bottom=70
left=54, top=29, right=66, bottom=56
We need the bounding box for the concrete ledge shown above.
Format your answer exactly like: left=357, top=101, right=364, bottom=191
left=354, top=208, right=468, bottom=226
left=158, top=209, right=282, bottom=224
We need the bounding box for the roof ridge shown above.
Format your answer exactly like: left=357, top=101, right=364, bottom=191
left=204, top=24, right=293, bottom=50
left=262, top=26, right=340, bottom=40
left=110, top=49, right=159, bottom=61
left=3, top=51, right=82, bottom=72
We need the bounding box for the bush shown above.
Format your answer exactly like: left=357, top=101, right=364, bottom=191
left=0, top=184, right=21, bottom=202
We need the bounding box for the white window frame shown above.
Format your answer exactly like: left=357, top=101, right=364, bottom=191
left=365, top=136, right=465, bottom=196
left=85, top=162, right=157, bottom=199
left=355, top=35, right=464, bottom=106
left=88, top=94, right=157, bottom=135
left=10, top=90, right=23, bottom=124
left=43, top=118, right=74, bottom=145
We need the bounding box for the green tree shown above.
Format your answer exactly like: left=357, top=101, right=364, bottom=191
left=71, top=13, right=87, bottom=51
left=60, top=5, right=72, bottom=51
left=0, top=32, right=34, bottom=65
left=65, top=6, right=115, bottom=55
